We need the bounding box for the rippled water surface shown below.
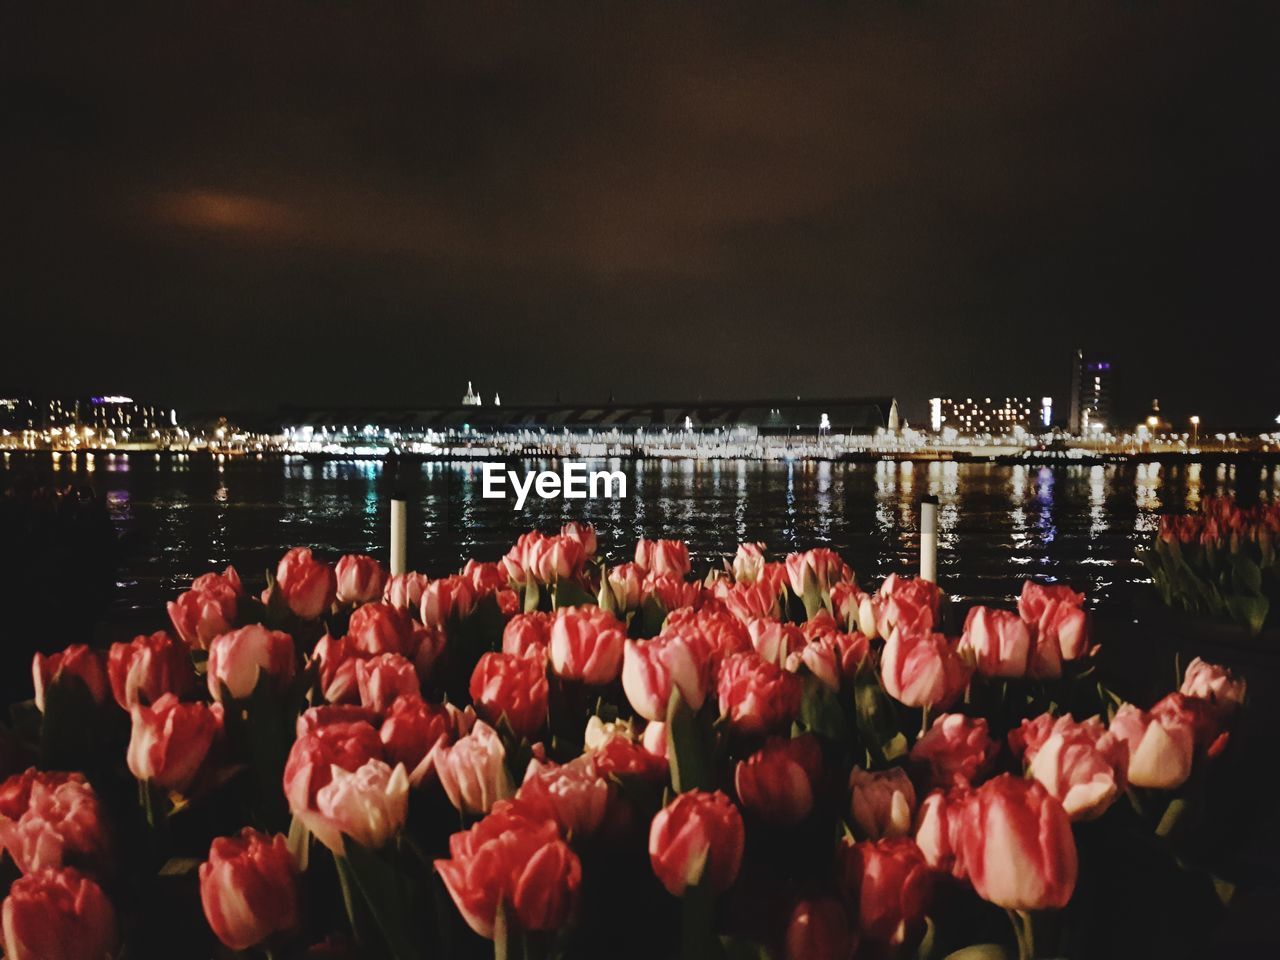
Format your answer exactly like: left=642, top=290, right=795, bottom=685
left=6, top=452, right=1280, bottom=618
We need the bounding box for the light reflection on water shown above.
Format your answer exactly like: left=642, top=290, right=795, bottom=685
left=4, top=453, right=1278, bottom=617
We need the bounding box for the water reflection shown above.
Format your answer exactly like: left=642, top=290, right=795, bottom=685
left=2, top=452, right=1272, bottom=617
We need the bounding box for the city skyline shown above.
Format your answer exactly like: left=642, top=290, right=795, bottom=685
left=5, top=2, right=1278, bottom=429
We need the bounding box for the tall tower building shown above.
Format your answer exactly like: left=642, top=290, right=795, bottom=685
left=1069, top=350, right=1113, bottom=435
left=461, top=381, right=482, bottom=406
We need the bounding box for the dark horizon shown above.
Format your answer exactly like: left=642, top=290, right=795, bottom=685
left=5, top=1, right=1278, bottom=431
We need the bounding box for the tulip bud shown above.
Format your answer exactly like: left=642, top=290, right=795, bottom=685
left=335, top=554, right=387, bottom=606
left=0, top=771, right=109, bottom=876
left=716, top=652, right=803, bottom=736
left=549, top=606, right=627, bottom=685
left=427, top=720, right=514, bottom=816
left=314, top=759, right=410, bottom=851
left=849, top=766, right=917, bottom=840
left=167, top=567, right=242, bottom=650
left=469, top=652, right=549, bottom=739
left=622, top=635, right=709, bottom=721
left=835, top=837, right=933, bottom=947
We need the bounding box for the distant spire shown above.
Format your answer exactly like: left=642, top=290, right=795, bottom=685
left=888, top=399, right=901, bottom=434
left=493, top=392, right=501, bottom=406
left=462, top=381, right=481, bottom=406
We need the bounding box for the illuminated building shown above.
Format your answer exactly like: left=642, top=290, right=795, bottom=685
left=1069, top=350, right=1113, bottom=435
left=928, top=397, right=1042, bottom=436
left=461, top=381, right=482, bottom=406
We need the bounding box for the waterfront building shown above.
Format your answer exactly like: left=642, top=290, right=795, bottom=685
left=928, top=397, right=1042, bottom=436
left=461, top=381, right=482, bottom=406
left=1069, top=350, right=1113, bottom=435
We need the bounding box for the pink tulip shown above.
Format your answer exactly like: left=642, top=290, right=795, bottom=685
left=1109, top=702, right=1195, bottom=789
left=835, top=837, right=933, bottom=947
left=427, top=721, right=514, bottom=816
left=206, top=624, right=295, bottom=701
left=335, top=553, right=386, bottom=606
left=515, top=755, right=610, bottom=837
left=880, top=626, right=970, bottom=710
left=635, top=538, right=692, bottom=579
left=1180, top=657, right=1246, bottom=715
left=347, top=601, right=415, bottom=657
left=356, top=653, right=421, bottom=714
left=909, top=713, right=997, bottom=790
left=960, top=606, right=1031, bottom=677
left=549, top=606, right=627, bottom=684
left=849, top=766, right=917, bottom=840
left=314, top=759, right=409, bottom=851
left=622, top=635, right=710, bottom=721
left=0, top=771, right=108, bottom=876
left=716, top=652, right=803, bottom=736
left=167, top=566, right=242, bottom=649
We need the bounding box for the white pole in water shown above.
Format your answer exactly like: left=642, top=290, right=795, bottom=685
left=920, top=495, right=938, bottom=583
left=390, top=498, right=407, bottom=576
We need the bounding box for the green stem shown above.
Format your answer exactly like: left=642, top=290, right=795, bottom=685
left=1007, top=909, right=1035, bottom=960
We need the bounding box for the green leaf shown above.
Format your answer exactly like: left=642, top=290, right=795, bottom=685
left=666, top=687, right=712, bottom=793
left=1155, top=797, right=1189, bottom=839
left=338, top=840, right=426, bottom=960
left=634, top=595, right=667, bottom=638
left=38, top=674, right=99, bottom=771
left=799, top=676, right=849, bottom=742
left=721, top=934, right=773, bottom=960
left=853, top=668, right=902, bottom=765
left=553, top=579, right=596, bottom=609
left=524, top=578, right=541, bottom=614
left=1231, top=553, right=1263, bottom=594
left=915, top=916, right=937, bottom=960
left=1225, top=593, right=1269, bottom=635
left=681, top=877, right=720, bottom=960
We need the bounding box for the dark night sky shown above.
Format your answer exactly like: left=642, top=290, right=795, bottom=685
left=3, top=1, right=1277, bottom=429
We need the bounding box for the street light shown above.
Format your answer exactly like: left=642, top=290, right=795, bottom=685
left=1189, top=415, right=1200, bottom=446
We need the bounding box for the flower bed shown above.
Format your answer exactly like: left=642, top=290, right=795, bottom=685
left=0, top=526, right=1250, bottom=959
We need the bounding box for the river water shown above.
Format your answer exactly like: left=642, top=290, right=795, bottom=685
left=5, top=451, right=1279, bottom=620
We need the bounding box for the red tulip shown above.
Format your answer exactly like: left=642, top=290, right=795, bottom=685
left=874, top=574, right=942, bottom=638
left=469, top=652, right=549, bottom=739
left=275, top=547, right=336, bottom=620
left=514, top=755, right=610, bottom=837
left=167, top=566, right=242, bottom=649
left=913, top=788, right=969, bottom=879
left=383, top=571, right=430, bottom=612
left=909, top=713, right=997, bottom=790
left=549, top=606, right=627, bottom=684
left=954, top=774, right=1077, bottom=910
left=199, top=828, right=299, bottom=950
left=635, top=538, right=691, bottom=579
left=784, top=548, right=851, bottom=597
left=355, top=653, right=421, bottom=713
left=715, top=579, right=783, bottom=624
left=435, top=801, right=579, bottom=938
left=0, top=771, right=108, bottom=876
left=0, top=867, right=117, bottom=960
left=733, top=734, right=823, bottom=826
left=107, top=631, right=193, bottom=709
left=747, top=619, right=805, bottom=665
left=126, top=693, right=222, bottom=793
left=1017, top=580, right=1084, bottom=625
left=346, top=601, right=415, bottom=657
left=32, top=645, right=108, bottom=714
left=785, top=897, right=857, bottom=960
left=716, top=652, right=803, bottom=736
left=502, top=612, right=552, bottom=659
left=648, top=790, right=745, bottom=897
left=283, top=716, right=383, bottom=851
left=835, top=837, right=933, bottom=947
left=880, top=625, right=970, bottom=710
left=644, top=573, right=703, bottom=612
left=560, top=521, right=598, bottom=558
left=664, top=608, right=753, bottom=666
left=379, top=695, right=452, bottom=774
left=206, top=624, right=295, bottom=701
left=421, top=575, right=477, bottom=627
